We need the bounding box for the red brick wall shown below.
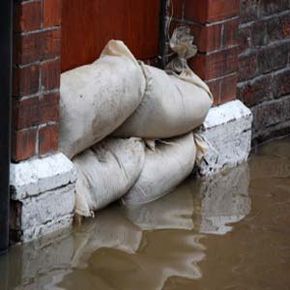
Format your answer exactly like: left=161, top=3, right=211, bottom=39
left=169, top=0, right=240, bottom=105
left=13, top=0, right=61, bottom=162
left=238, top=0, right=290, bottom=141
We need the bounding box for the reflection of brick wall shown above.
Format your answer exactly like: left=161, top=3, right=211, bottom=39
left=238, top=0, right=290, bottom=142
left=13, top=0, right=61, bottom=161
left=169, top=0, right=240, bottom=105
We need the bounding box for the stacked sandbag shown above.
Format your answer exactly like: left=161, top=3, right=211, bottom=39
left=59, top=40, right=146, bottom=159
left=114, top=64, right=213, bottom=139
left=59, top=38, right=213, bottom=217
left=122, top=133, right=197, bottom=205
left=73, top=138, right=145, bottom=217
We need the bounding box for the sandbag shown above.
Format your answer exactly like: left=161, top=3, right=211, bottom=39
left=122, top=133, right=197, bottom=205
left=114, top=64, right=212, bottom=139
left=59, top=40, right=146, bottom=158
left=73, top=138, right=145, bottom=217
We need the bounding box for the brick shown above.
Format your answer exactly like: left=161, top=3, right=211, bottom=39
left=39, top=125, right=58, bottom=155
left=251, top=21, right=268, bottom=47
left=41, top=59, right=60, bottom=91
left=13, top=65, right=40, bottom=96
left=39, top=93, right=59, bottom=123
left=43, top=0, right=61, bottom=27
left=190, top=54, right=207, bottom=79
left=238, top=53, right=258, bottom=82
left=253, top=96, right=290, bottom=134
left=222, top=18, right=239, bottom=48
left=14, top=1, right=42, bottom=32
left=267, top=16, right=284, bottom=43
left=220, top=73, right=237, bottom=103
left=206, top=79, right=221, bottom=105
left=240, top=0, right=259, bottom=24
left=13, top=32, right=42, bottom=65
left=238, top=74, right=273, bottom=106
left=260, top=0, right=290, bottom=17
left=282, top=13, right=290, bottom=38
left=273, top=68, right=290, bottom=98
left=265, top=13, right=290, bottom=42
left=13, top=97, right=40, bottom=130
left=12, top=128, right=37, bottom=162
left=190, top=47, right=238, bottom=80
left=191, top=23, right=222, bottom=52
left=41, top=29, right=61, bottom=60
left=257, top=42, right=288, bottom=74
left=184, top=0, right=240, bottom=23
left=14, top=29, right=61, bottom=65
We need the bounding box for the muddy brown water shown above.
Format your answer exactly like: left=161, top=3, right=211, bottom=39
left=1, top=137, right=290, bottom=290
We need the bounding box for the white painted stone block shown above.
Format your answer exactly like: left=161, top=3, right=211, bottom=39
left=10, top=153, right=77, bottom=200
left=196, top=100, right=253, bottom=177
left=10, top=153, right=77, bottom=242
left=21, top=184, right=75, bottom=241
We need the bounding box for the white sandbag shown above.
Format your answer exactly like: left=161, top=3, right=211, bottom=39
left=114, top=64, right=213, bottom=139
left=122, top=133, right=197, bottom=205
left=73, top=138, right=145, bottom=217
left=59, top=40, right=146, bottom=158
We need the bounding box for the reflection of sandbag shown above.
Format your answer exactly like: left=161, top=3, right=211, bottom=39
left=72, top=204, right=143, bottom=268
left=63, top=230, right=204, bottom=290
left=123, top=180, right=194, bottom=230
left=59, top=40, right=145, bottom=158
left=114, top=64, right=212, bottom=139
left=73, top=138, right=145, bottom=217
left=122, top=133, right=197, bottom=205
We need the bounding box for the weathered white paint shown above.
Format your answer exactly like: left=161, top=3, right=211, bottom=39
left=196, top=100, right=253, bottom=176
left=10, top=153, right=77, bottom=242
left=21, top=184, right=75, bottom=241
left=10, top=153, right=77, bottom=200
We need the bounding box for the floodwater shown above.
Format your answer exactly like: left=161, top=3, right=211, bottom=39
left=1, top=137, right=290, bottom=290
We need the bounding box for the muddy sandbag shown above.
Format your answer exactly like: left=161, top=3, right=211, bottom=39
left=59, top=40, right=146, bottom=158
left=122, top=133, right=197, bottom=205
left=114, top=64, right=212, bottom=139
left=73, top=138, right=145, bottom=217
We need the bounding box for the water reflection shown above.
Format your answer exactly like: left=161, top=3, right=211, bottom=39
left=198, top=164, right=251, bottom=235
left=123, top=181, right=195, bottom=231
left=0, top=162, right=251, bottom=290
